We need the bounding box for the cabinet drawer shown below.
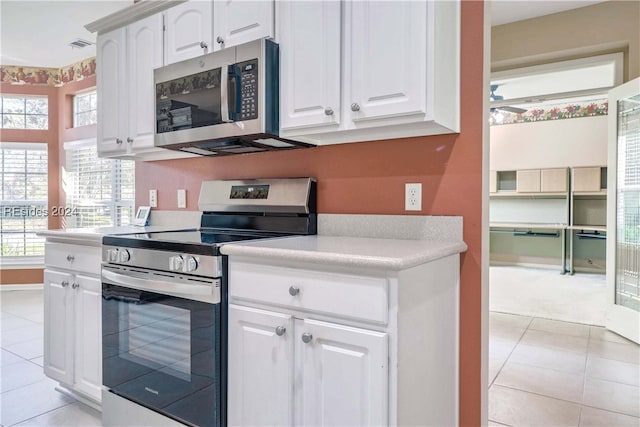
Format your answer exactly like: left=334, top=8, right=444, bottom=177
left=45, top=242, right=101, bottom=275
left=229, top=262, right=388, bottom=324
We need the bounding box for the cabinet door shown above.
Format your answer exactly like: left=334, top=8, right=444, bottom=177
left=213, top=0, right=273, bottom=50
left=279, top=0, right=340, bottom=131
left=516, top=169, right=541, bottom=193
left=165, top=1, right=212, bottom=64
left=573, top=167, right=602, bottom=192
left=541, top=168, right=568, bottom=193
left=73, top=274, right=102, bottom=402
left=127, top=13, right=164, bottom=154
left=347, top=1, right=427, bottom=122
left=43, top=269, right=74, bottom=386
left=97, top=27, right=127, bottom=156
left=228, top=305, right=293, bottom=427
left=299, top=319, right=388, bottom=427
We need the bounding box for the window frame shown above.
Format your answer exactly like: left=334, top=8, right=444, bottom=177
left=0, top=142, right=48, bottom=267
left=73, top=90, right=97, bottom=128
left=0, top=95, right=49, bottom=130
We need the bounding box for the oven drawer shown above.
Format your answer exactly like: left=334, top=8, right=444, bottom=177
left=45, top=242, right=101, bottom=275
left=229, top=261, right=388, bottom=324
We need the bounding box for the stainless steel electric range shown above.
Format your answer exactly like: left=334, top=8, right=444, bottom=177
left=100, top=178, right=316, bottom=427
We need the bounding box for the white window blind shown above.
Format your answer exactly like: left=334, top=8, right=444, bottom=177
left=64, top=140, right=135, bottom=228
left=0, top=142, right=48, bottom=261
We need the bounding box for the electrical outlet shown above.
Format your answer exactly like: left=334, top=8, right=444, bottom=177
left=405, top=183, right=422, bottom=211
left=149, top=189, right=158, bottom=208
left=177, top=189, right=186, bottom=209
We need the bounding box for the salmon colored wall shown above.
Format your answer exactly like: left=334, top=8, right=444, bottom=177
left=0, top=76, right=96, bottom=285
left=134, top=1, right=484, bottom=424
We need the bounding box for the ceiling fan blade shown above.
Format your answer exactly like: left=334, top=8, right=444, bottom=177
left=498, top=106, right=527, bottom=114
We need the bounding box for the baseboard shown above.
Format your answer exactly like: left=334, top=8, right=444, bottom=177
left=0, top=283, right=44, bottom=291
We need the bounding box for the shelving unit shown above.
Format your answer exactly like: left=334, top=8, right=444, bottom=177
left=490, top=167, right=570, bottom=273
left=489, top=166, right=608, bottom=274
left=568, top=166, right=608, bottom=274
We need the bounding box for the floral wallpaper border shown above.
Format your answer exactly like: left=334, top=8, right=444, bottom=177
left=0, top=57, right=96, bottom=87
left=490, top=99, right=608, bottom=126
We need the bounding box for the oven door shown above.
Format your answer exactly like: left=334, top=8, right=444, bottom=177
left=102, top=269, right=221, bottom=427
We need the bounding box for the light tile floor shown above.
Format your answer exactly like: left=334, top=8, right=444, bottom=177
left=2, top=289, right=639, bottom=426
left=1, top=289, right=101, bottom=427
left=489, top=311, right=640, bottom=427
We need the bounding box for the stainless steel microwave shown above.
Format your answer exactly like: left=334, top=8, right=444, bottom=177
left=154, top=38, right=312, bottom=156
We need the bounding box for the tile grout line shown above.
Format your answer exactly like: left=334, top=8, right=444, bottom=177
left=488, top=315, right=533, bottom=388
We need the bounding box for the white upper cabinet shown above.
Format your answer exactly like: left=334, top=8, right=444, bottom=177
left=127, top=13, right=163, bottom=152
left=347, top=1, right=426, bottom=122
left=279, top=0, right=460, bottom=145
left=96, top=27, right=127, bottom=156
left=278, top=0, right=341, bottom=130
left=213, top=0, right=274, bottom=50
left=165, top=1, right=213, bottom=64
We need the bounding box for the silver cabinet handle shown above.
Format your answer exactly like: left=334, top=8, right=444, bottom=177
left=66, top=255, right=75, bottom=262
left=275, top=326, right=286, bottom=336
left=126, top=137, right=133, bottom=144
left=216, top=36, right=224, bottom=44
left=324, top=107, right=334, bottom=116
left=72, top=282, right=79, bottom=289
left=200, top=41, right=208, bottom=49
left=116, top=138, right=123, bottom=145
left=301, top=333, right=313, bottom=343
left=288, top=286, right=300, bottom=296
left=351, top=103, right=360, bottom=112
left=61, top=280, right=69, bottom=288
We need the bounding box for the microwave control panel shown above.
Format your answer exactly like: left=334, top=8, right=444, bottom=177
left=238, top=59, right=258, bottom=121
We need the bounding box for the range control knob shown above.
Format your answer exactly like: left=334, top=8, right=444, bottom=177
left=184, top=256, right=198, bottom=272
left=118, top=249, right=131, bottom=263
left=169, top=255, right=184, bottom=271
left=108, top=249, right=119, bottom=262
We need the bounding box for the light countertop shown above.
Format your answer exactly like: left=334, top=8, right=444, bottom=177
left=37, top=225, right=193, bottom=243
left=220, top=235, right=467, bottom=271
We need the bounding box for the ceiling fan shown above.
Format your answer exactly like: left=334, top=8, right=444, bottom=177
left=490, top=84, right=527, bottom=114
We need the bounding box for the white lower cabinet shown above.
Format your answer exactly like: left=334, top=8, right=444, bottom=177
left=43, top=241, right=102, bottom=405
left=228, top=305, right=387, bottom=427
left=228, top=254, right=460, bottom=426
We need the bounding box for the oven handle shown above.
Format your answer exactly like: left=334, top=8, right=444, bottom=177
left=102, top=267, right=219, bottom=303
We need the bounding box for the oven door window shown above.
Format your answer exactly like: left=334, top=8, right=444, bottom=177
left=102, top=284, right=220, bottom=427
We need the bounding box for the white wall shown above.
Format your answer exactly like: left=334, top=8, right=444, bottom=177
left=490, top=115, right=607, bottom=170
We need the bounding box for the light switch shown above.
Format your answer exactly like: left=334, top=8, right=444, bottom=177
left=149, top=189, right=158, bottom=208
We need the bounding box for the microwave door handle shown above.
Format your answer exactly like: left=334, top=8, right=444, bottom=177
left=102, top=268, right=214, bottom=298
left=220, top=65, right=231, bottom=122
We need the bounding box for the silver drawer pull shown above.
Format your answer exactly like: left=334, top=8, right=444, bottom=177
left=351, top=103, right=360, bottom=112
left=288, top=286, right=300, bottom=296
left=72, top=282, right=79, bottom=289
left=324, top=107, right=334, bottom=116
left=200, top=41, right=208, bottom=49
left=275, top=326, right=286, bottom=336
left=301, top=333, right=313, bottom=344
left=66, top=255, right=75, bottom=262
left=216, top=36, right=224, bottom=44
left=61, top=280, right=69, bottom=288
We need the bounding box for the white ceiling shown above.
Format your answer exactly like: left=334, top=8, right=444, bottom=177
left=0, top=0, right=131, bottom=68
left=0, top=0, right=610, bottom=69
left=490, top=0, right=609, bottom=26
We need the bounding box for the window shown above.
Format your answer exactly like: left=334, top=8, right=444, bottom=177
left=74, top=90, right=97, bottom=127
left=0, top=96, right=48, bottom=129
left=64, top=140, right=135, bottom=228
left=0, top=143, right=48, bottom=262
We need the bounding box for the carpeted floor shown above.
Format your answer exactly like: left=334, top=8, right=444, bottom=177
left=490, top=266, right=607, bottom=326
